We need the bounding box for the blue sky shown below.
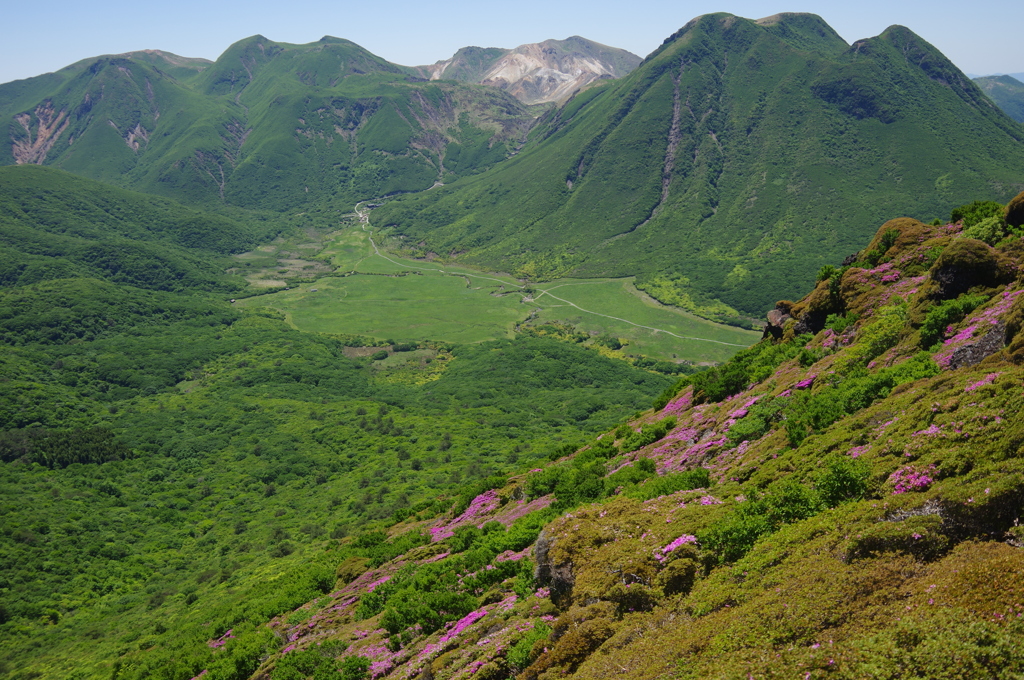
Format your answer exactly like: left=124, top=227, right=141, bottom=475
left=1, top=0, right=1021, bottom=85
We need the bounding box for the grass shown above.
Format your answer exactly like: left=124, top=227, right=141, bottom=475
left=237, top=224, right=759, bottom=362
left=531, top=279, right=759, bottom=363
left=253, top=274, right=527, bottom=345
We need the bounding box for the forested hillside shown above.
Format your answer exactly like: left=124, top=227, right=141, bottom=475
left=0, top=281, right=671, bottom=678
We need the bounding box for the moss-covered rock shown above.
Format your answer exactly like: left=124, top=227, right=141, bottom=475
left=335, top=556, right=371, bottom=585
left=927, top=238, right=1016, bottom=299
left=865, top=217, right=932, bottom=256
left=1005, top=189, right=1024, bottom=229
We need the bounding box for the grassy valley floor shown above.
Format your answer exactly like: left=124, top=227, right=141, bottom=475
left=235, top=221, right=759, bottom=363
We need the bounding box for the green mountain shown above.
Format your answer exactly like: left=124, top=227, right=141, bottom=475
left=373, top=13, right=1024, bottom=321
left=2, top=36, right=538, bottom=212
left=974, top=74, right=1024, bottom=122
left=412, top=37, right=642, bottom=105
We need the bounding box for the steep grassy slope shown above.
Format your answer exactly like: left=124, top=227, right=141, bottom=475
left=374, top=13, right=1024, bottom=321
left=1, top=36, right=537, bottom=212
left=130, top=188, right=1024, bottom=680
left=975, top=74, right=1024, bottom=122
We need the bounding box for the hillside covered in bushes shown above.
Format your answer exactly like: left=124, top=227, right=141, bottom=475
left=149, top=190, right=1024, bottom=680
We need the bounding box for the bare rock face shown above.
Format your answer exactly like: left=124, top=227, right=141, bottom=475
left=533, top=528, right=575, bottom=604
left=946, top=322, right=1007, bottom=369
left=763, top=304, right=793, bottom=339
left=414, top=37, right=641, bottom=105
left=12, top=101, right=69, bottom=164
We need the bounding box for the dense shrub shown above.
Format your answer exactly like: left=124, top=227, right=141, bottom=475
left=621, top=417, right=677, bottom=452
left=961, top=215, right=1006, bottom=245
left=919, top=293, right=987, bottom=347
left=951, top=199, right=1005, bottom=227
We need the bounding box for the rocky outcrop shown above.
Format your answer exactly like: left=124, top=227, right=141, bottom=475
left=415, top=37, right=641, bottom=105
left=11, top=101, right=68, bottom=164
left=534, top=528, right=574, bottom=604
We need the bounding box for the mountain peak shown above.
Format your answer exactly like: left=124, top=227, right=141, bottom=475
left=414, top=37, right=641, bottom=105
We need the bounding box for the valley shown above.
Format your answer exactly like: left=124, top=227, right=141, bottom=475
left=233, top=205, right=758, bottom=361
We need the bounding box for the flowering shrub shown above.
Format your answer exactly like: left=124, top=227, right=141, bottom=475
left=888, top=464, right=938, bottom=494
left=656, top=534, right=697, bottom=562
left=207, top=628, right=235, bottom=649
left=430, top=490, right=502, bottom=542
left=661, top=387, right=694, bottom=416
left=965, top=373, right=999, bottom=392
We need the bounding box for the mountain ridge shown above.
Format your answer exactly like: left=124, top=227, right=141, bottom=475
left=974, top=74, right=1024, bottom=123
left=1, top=35, right=541, bottom=211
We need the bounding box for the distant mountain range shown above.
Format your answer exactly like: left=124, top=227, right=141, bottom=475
left=1, top=36, right=541, bottom=212
left=974, top=74, right=1024, bottom=122
left=411, top=36, right=642, bottom=105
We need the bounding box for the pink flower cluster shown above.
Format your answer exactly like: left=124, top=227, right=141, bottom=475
left=662, top=387, right=694, bottom=416
left=439, top=608, right=489, bottom=644
left=879, top=274, right=926, bottom=308
left=889, top=464, right=938, bottom=494
left=728, top=396, right=760, bottom=420
left=357, top=642, right=401, bottom=678
left=494, top=547, right=531, bottom=562
left=366, top=575, right=391, bottom=593
left=848, top=445, right=870, bottom=458
left=867, top=262, right=898, bottom=278
left=487, top=495, right=553, bottom=529
left=655, top=435, right=728, bottom=475
left=207, top=629, right=235, bottom=649
left=661, top=534, right=697, bottom=553
left=794, top=375, right=816, bottom=390
left=965, top=373, right=1000, bottom=392
left=650, top=426, right=700, bottom=455
left=935, top=289, right=1023, bottom=368
left=430, top=491, right=502, bottom=542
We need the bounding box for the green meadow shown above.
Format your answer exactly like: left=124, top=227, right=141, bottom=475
left=531, top=279, right=758, bottom=363
left=237, top=224, right=759, bottom=362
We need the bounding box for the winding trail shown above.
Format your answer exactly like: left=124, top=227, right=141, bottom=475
left=351, top=200, right=750, bottom=348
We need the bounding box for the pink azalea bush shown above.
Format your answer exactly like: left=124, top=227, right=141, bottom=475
left=888, top=464, right=938, bottom=494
